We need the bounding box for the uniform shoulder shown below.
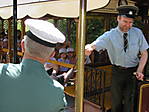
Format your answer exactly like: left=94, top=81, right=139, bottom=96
left=101, top=28, right=117, bottom=37
left=0, top=63, right=21, bottom=78
left=131, top=27, right=142, bottom=33
left=104, top=28, right=117, bottom=34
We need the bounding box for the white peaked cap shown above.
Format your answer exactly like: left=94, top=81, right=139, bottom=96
left=25, top=19, right=65, bottom=47
left=67, top=48, right=74, bottom=52
left=59, top=48, right=67, bottom=54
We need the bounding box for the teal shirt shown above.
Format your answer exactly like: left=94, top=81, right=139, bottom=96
left=92, top=27, right=149, bottom=67
left=0, top=59, right=67, bottom=112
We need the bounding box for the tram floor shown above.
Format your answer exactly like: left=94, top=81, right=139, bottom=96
left=64, top=94, right=104, bottom=112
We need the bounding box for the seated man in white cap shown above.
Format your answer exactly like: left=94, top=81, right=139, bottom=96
left=0, top=19, right=67, bottom=112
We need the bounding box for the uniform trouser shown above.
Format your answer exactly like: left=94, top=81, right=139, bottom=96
left=111, top=66, right=137, bottom=112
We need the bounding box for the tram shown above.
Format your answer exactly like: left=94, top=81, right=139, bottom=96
left=0, top=0, right=149, bottom=112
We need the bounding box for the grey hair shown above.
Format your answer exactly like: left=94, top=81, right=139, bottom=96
left=23, top=35, right=54, bottom=59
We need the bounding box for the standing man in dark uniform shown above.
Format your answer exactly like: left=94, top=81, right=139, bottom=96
left=0, top=19, right=67, bottom=112
left=85, top=5, right=149, bottom=112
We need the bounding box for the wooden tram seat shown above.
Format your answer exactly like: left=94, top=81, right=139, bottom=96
left=64, top=85, right=75, bottom=97
left=138, top=82, right=149, bottom=112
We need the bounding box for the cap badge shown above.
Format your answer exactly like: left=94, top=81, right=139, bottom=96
left=129, top=11, right=133, bottom=15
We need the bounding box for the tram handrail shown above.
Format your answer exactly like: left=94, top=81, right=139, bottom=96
left=1, top=48, right=23, bottom=56
left=1, top=48, right=74, bottom=68
left=48, top=59, right=74, bottom=68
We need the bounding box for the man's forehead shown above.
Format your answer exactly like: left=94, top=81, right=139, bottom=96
left=119, top=16, right=134, bottom=21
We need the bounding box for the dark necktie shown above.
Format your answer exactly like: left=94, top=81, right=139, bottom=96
left=123, top=33, right=128, bottom=52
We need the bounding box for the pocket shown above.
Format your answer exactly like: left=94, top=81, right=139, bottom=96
left=129, top=43, right=139, bottom=56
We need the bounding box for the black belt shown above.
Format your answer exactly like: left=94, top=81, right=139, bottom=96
left=112, top=65, right=137, bottom=70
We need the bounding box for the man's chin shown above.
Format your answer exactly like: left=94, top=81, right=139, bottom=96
left=122, top=28, right=130, bottom=32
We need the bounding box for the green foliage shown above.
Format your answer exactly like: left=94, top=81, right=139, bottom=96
left=56, top=19, right=67, bottom=35
left=86, top=16, right=118, bottom=44
left=47, top=19, right=54, bottom=24
left=0, top=20, right=2, bottom=31
left=17, top=20, right=22, bottom=31
left=86, top=18, right=104, bottom=44
left=68, top=20, right=76, bottom=48
left=56, top=19, right=76, bottom=48
left=133, top=18, right=144, bottom=30
left=109, top=16, right=117, bottom=28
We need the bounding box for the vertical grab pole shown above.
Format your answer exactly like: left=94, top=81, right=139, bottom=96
left=75, top=0, right=87, bottom=112
left=13, top=0, right=18, bottom=63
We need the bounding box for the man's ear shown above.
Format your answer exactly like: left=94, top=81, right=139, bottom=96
left=50, top=51, right=55, bottom=58
left=21, top=39, right=25, bottom=52
left=117, top=16, right=121, bottom=22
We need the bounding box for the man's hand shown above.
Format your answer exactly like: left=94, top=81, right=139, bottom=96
left=134, top=50, right=148, bottom=81
left=133, top=72, right=144, bottom=81
left=85, top=44, right=94, bottom=56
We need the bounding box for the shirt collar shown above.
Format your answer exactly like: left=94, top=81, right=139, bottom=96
left=21, top=59, right=44, bottom=69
